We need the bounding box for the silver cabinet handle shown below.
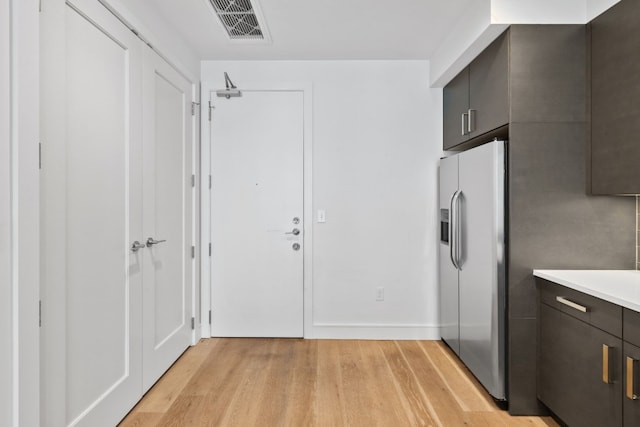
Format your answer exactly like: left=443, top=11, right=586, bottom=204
left=555, top=296, right=588, bottom=313
left=285, top=228, right=300, bottom=236
left=146, top=237, right=167, bottom=246
left=468, top=109, right=476, bottom=134
left=461, top=113, right=468, bottom=136
left=131, top=241, right=146, bottom=252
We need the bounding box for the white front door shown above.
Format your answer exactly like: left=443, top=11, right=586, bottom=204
left=141, top=46, right=193, bottom=391
left=42, top=1, right=144, bottom=425
left=210, top=90, right=304, bottom=337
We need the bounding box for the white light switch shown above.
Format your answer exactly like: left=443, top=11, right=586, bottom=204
left=317, top=209, right=326, bottom=223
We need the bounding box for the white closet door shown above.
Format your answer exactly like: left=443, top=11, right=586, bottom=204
left=42, top=0, right=143, bottom=425
left=141, top=46, right=193, bottom=391
left=0, top=0, right=11, bottom=423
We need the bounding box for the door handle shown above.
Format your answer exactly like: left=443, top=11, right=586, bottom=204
left=285, top=228, right=300, bottom=236
left=131, top=241, right=146, bottom=252
left=146, top=237, right=167, bottom=246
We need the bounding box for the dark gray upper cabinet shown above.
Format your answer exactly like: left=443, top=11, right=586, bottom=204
left=468, top=33, right=509, bottom=138
left=443, top=31, right=509, bottom=150
left=590, top=0, right=640, bottom=195
left=443, top=68, right=470, bottom=149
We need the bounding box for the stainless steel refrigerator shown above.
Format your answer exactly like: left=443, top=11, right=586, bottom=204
left=439, top=140, right=507, bottom=402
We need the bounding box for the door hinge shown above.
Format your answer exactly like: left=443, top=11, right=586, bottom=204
left=208, top=101, right=213, bottom=122
left=191, top=317, right=195, bottom=330
left=191, top=245, right=195, bottom=259
left=39, top=300, right=42, bottom=327
left=208, top=310, right=212, bottom=324
left=191, top=174, right=195, bottom=188
left=191, top=102, right=200, bottom=116
left=38, top=143, right=42, bottom=169
left=208, top=242, right=212, bottom=256
left=209, top=175, right=212, bottom=189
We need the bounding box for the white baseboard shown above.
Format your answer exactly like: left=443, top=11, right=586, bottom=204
left=307, top=323, right=440, bottom=340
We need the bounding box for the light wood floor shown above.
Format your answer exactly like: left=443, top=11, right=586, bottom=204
left=119, top=338, right=559, bottom=427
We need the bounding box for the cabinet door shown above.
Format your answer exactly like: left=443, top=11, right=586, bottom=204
left=539, top=304, right=622, bottom=427
left=591, top=0, right=640, bottom=195
left=469, top=31, right=509, bottom=139
left=624, top=342, right=640, bottom=427
left=443, top=67, right=469, bottom=150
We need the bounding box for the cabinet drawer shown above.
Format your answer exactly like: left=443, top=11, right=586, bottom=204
left=624, top=309, right=640, bottom=348
left=538, top=278, right=622, bottom=337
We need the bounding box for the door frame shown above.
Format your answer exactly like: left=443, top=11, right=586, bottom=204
left=7, top=0, right=40, bottom=426
left=200, top=81, right=313, bottom=338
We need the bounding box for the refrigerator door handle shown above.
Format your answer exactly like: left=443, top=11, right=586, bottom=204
left=454, top=190, right=463, bottom=270
left=450, top=190, right=461, bottom=270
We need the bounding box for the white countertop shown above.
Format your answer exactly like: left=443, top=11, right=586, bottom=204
left=533, top=270, right=640, bottom=313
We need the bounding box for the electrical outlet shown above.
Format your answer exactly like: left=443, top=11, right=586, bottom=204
left=376, top=287, right=384, bottom=301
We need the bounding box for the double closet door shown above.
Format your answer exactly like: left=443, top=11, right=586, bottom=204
left=41, top=0, right=193, bottom=425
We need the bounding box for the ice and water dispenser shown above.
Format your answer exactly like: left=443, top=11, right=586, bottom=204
left=440, top=209, right=449, bottom=244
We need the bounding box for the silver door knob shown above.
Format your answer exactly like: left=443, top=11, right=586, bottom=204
left=146, top=237, right=167, bottom=246
left=131, top=241, right=146, bottom=252
left=285, top=228, right=300, bottom=236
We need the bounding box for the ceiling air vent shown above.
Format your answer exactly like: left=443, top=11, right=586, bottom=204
left=209, top=0, right=269, bottom=41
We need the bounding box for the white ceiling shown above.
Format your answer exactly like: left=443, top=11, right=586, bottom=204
left=124, top=0, right=475, bottom=60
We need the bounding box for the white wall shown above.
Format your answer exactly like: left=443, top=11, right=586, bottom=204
left=491, top=0, right=587, bottom=23
left=101, top=0, right=200, bottom=82
left=1, top=0, right=12, bottom=425
left=430, top=0, right=507, bottom=87
left=492, top=0, right=620, bottom=22
left=202, top=60, right=443, bottom=339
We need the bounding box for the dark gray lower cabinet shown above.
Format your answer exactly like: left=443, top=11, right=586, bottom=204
left=539, top=304, right=622, bottom=426
left=623, top=342, right=640, bottom=427
left=538, top=281, right=640, bottom=426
